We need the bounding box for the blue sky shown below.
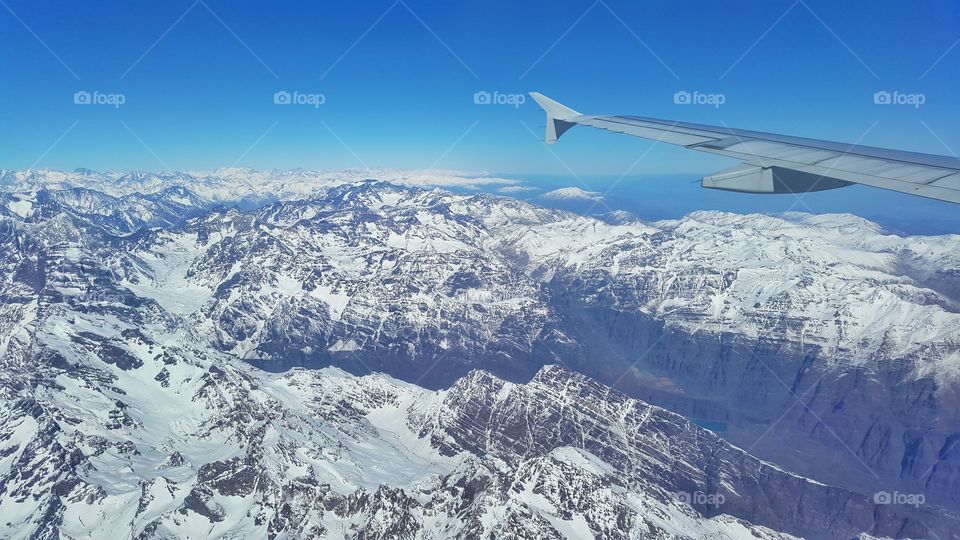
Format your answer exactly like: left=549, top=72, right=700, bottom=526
left=1, top=0, right=958, bottom=227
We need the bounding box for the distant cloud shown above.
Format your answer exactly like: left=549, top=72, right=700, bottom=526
left=396, top=170, right=521, bottom=190
left=498, top=185, right=538, bottom=194
left=539, top=187, right=603, bottom=202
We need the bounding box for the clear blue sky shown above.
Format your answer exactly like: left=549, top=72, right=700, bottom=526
left=1, top=1, right=958, bottom=205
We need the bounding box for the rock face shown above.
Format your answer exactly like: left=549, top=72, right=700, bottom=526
left=431, top=366, right=956, bottom=539
left=522, top=211, right=960, bottom=511
left=0, top=170, right=959, bottom=537
left=0, top=343, right=946, bottom=539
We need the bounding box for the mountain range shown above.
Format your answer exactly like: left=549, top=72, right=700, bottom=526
left=0, top=168, right=958, bottom=538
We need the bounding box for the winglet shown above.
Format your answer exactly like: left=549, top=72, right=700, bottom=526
left=529, top=92, right=580, bottom=144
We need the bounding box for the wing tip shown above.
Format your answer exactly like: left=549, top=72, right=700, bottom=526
left=529, top=92, right=580, bottom=120
left=529, top=92, right=580, bottom=144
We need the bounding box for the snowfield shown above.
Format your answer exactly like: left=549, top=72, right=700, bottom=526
left=0, top=169, right=957, bottom=538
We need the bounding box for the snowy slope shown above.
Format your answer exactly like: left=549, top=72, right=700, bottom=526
left=0, top=171, right=959, bottom=537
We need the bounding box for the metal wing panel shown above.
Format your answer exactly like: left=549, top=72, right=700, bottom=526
left=576, top=116, right=715, bottom=146
left=762, top=146, right=839, bottom=164
left=615, top=115, right=960, bottom=170
left=530, top=93, right=960, bottom=204
left=931, top=173, right=960, bottom=190
left=700, top=145, right=960, bottom=204
left=708, top=144, right=956, bottom=186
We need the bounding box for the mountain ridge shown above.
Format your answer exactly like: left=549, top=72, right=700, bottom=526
left=1, top=170, right=959, bottom=536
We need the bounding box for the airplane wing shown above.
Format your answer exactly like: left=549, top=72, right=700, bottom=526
left=530, top=92, right=960, bottom=204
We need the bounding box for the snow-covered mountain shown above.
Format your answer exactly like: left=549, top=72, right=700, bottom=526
left=0, top=168, right=520, bottom=206
left=0, top=321, right=941, bottom=538
left=539, top=187, right=603, bottom=202
left=1, top=169, right=959, bottom=538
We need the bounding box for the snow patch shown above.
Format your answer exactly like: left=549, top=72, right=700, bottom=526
left=540, top=187, right=603, bottom=202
